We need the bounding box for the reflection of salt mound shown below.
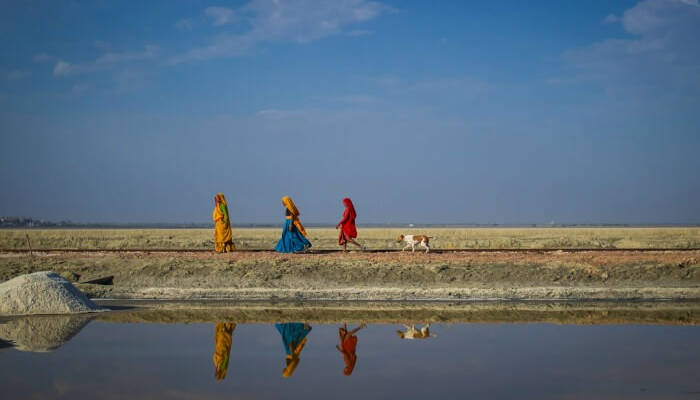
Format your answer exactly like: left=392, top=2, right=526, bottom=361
left=0, top=271, right=103, bottom=316
left=0, top=315, right=92, bottom=352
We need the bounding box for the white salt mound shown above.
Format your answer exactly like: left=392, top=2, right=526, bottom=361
left=0, top=271, right=104, bottom=316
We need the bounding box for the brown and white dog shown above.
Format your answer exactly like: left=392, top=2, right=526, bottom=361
left=396, top=324, right=435, bottom=339
left=396, top=234, right=432, bottom=253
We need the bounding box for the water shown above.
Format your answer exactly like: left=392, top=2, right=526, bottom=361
left=1, top=311, right=699, bottom=399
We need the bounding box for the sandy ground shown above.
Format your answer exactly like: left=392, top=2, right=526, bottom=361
left=1, top=250, right=698, bottom=300
left=4, top=227, right=700, bottom=250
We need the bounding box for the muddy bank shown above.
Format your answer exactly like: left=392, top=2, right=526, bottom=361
left=1, top=250, right=698, bottom=300
left=94, top=300, right=700, bottom=325
left=2, top=301, right=697, bottom=353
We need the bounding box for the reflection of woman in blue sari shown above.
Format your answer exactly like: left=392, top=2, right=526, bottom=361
left=274, top=196, right=311, bottom=253
left=275, top=322, right=312, bottom=377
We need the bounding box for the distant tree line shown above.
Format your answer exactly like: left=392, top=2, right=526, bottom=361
left=1, top=216, right=695, bottom=228
left=0, top=217, right=74, bottom=228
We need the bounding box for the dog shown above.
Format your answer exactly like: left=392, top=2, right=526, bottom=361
left=396, top=234, right=433, bottom=253
left=396, top=324, right=435, bottom=339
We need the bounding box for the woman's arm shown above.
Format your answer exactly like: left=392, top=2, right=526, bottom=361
left=349, top=323, right=366, bottom=335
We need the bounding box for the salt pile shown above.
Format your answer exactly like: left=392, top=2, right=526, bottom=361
left=0, top=271, right=104, bottom=316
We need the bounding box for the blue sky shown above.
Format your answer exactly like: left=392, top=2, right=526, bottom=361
left=1, top=0, right=699, bottom=224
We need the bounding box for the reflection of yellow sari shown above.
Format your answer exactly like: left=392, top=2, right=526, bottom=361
left=213, top=193, right=235, bottom=252
left=282, top=196, right=307, bottom=237
left=213, top=323, right=236, bottom=380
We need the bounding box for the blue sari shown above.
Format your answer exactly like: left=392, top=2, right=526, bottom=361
left=275, top=218, right=311, bottom=253
left=275, top=323, right=312, bottom=356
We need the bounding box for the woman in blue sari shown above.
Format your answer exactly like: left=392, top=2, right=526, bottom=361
left=274, top=196, right=312, bottom=253
left=275, top=322, right=312, bottom=377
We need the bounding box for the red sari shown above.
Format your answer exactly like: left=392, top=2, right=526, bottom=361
left=338, top=198, right=357, bottom=245
left=338, top=328, right=358, bottom=375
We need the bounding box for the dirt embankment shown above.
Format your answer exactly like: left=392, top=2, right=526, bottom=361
left=93, top=300, right=700, bottom=325
left=1, top=250, right=698, bottom=300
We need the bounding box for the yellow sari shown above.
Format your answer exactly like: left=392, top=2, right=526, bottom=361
left=213, top=323, right=236, bottom=380
left=213, top=193, right=235, bottom=252
left=282, top=196, right=307, bottom=237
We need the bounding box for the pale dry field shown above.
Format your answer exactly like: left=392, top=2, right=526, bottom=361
left=2, top=227, right=700, bottom=250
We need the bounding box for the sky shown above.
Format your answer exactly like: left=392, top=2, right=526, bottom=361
left=1, top=0, right=699, bottom=225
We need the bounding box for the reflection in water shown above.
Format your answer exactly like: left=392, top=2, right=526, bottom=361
left=275, top=323, right=312, bottom=378
left=212, top=323, right=236, bottom=381
left=0, top=315, right=92, bottom=352
left=1, top=320, right=699, bottom=399
left=337, top=323, right=365, bottom=376
left=396, top=323, right=436, bottom=340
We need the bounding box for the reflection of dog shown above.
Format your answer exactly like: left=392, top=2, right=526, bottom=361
left=396, top=234, right=432, bottom=253
left=396, top=324, right=435, bottom=339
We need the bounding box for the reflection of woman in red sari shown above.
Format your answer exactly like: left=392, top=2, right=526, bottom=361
left=336, top=323, right=365, bottom=376
left=336, top=198, right=364, bottom=252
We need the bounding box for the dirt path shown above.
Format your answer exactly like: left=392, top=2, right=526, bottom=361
left=1, top=250, right=698, bottom=300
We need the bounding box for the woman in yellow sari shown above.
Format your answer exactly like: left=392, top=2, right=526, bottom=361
left=212, top=193, right=235, bottom=252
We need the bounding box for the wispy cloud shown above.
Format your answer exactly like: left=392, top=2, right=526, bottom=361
left=346, top=29, right=373, bottom=37
left=71, top=83, right=91, bottom=94
left=603, top=13, right=619, bottom=24
left=336, top=94, right=376, bottom=104
left=3, top=69, right=31, bottom=81
left=95, top=45, right=158, bottom=65
left=369, top=74, right=400, bottom=86
left=256, top=108, right=311, bottom=120
left=53, top=45, right=159, bottom=77
left=53, top=60, right=82, bottom=76
left=561, top=0, right=700, bottom=91
left=94, top=40, right=111, bottom=50
left=170, top=0, right=392, bottom=64
left=204, top=6, right=235, bottom=26
left=174, top=18, right=194, bottom=30
left=33, top=53, right=54, bottom=63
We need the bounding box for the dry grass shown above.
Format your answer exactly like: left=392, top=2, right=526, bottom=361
left=2, top=227, right=700, bottom=250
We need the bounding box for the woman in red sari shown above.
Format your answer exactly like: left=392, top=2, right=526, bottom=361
left=336, top=198, right=364, bottom=251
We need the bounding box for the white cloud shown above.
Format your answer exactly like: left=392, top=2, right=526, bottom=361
left=370, top=74, right=400, bottom=86
left=603, top=13, right=619, bottom=23
left=53, top=45, right=158, bottom=77
left=336, top=94, right=376, bottom=104
left=4, top=69, right=31, bottom=81
left=34, top=53, right=54, bottom=63
left=170, top=0, right=391, bottom=64
left=94, top=40, right=111, bottom=50
left=204, top=6, right=235, bottom=26
left=112, top=68, right=150, bottom=93
left=95, top=45, right=158, bottom=65
left=562, top=0, right=700, bottom=92
left=346, top=29, right=373, bottom=36
left=621, top=0, right=699, bottom=34
left=256, top=108, right=310, bottom=120
left=53, top=60, right=81, bottom=76
left=71, top=83, right=91, bottom=94
left=175, top=18, right=194, bottom=30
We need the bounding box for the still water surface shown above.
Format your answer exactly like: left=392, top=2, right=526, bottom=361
left=1, top=317, right=699, bottom=399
